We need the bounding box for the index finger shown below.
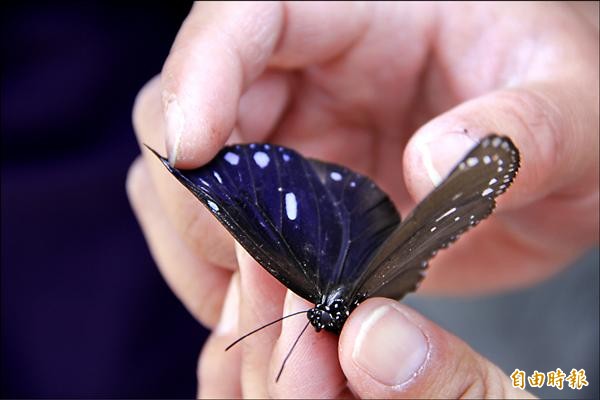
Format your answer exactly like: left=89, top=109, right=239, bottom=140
left=160, top=1, right=371, bottom=167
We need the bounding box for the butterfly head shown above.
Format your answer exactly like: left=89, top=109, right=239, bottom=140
left=307, top=299, right=350, bottom=334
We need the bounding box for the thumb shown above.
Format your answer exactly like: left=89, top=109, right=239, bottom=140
left=339, top=298, right=535, bottom=399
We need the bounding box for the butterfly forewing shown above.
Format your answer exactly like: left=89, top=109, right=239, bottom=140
left=354, top=134, right=520, bottom=299
left=147, top=144, right=400, bottom=304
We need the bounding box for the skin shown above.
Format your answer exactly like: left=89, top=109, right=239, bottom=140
left=126, top=2, right=599, bottom=398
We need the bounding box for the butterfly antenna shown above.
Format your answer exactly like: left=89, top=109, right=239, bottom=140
left=225, top=310, right=308, bottom=351
left=275, top=320, right=311, bottom=383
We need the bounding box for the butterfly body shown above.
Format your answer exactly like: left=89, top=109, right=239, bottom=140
left=307, top=287, right=365, bottom=333
left=146, top=133, right=520, bottom=335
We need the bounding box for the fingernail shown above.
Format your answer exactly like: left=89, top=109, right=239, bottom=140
left=215, top=276, right=240, bottom=336
left=414, top=132, right=475, bottom=187
left=353, top=305, right=428, bottom=386
left=162, top=91, right=185, bottom=166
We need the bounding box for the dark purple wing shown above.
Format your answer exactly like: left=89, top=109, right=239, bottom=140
left=146, top=144, right=400, bottom=304
left=353, top=134, right=520, bottom=300
left=305, top=159, right=400, bottom=293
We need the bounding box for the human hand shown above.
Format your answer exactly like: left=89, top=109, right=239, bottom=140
left=127, top=2, right=598, bottom=398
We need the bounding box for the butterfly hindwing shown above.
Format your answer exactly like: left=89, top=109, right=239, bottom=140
left=306, top=159, right=400, bottom=292
left=354, top=134, right=520, bottom=300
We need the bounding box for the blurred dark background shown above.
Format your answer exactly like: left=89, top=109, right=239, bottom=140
left=1, top=2, right=598, bottom=399
left=1, top=2, right=208, bottom=397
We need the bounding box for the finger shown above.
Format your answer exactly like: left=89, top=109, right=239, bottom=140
left=403, top=82, right=598, bottom=294
left=236, top=71, right=292, bottom=143
left=160, top=1, right=371, bottom=166
left=126, top=156, right=231, bottom=327
left=198, top=275, right=242, bottom=399
left=236, top=244, right=286, bottom=399
left=405, top=3, right=598, bottom=211
left=133, top=75, right=237, bottom=270
left=339, top=298, right=535, bottom=399
left=405, top=84, right=598, bottom=210
left=268, top=291, right=351, bottom=399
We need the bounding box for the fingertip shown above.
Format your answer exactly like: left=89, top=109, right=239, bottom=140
left=159, top=84, right=231, bottom=169
left=340, top=298, right=531, bottom=399
left=339, top=299, right=429, bottom=393
left=161, top=90, right=185, bottom=166
left=405, top=85, right=592, bottom=212
left=159, top=2, right=285, bottom=168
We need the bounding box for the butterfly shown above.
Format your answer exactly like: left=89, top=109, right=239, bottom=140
left=146, top=133, right=520, bottom=380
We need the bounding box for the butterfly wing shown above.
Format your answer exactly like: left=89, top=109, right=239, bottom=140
left=147, top=144, right=400, bottom=304
left=353, top=134, right=520, bottom=300
left=305, top=159, right=400, bottom=293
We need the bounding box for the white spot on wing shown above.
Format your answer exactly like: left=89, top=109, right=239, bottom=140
left=285, top=192, right=298, bottom=221
left=330, top=171, right=342, bottom=181
left=350, top=181, right=357, bottom=187
left=282, top=153, right=291, bottom=162
left=213, top=171, right=223, bottom=184
left=430, top=226, right=437, bottom=232
left=207, top=200, right=219, bottom=212
left=253, top=151, right=270, bottom=168
left=482, top=188, right=494, bottom=196
left=483, top=155, right=492, bottom=164
left=489, top=178, right=498, bottom=185
left=467, top=157, right=479, bottom=167
left=435, top=207, right=457, bottom=222
left=224, top=152, right=240, bottom=165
